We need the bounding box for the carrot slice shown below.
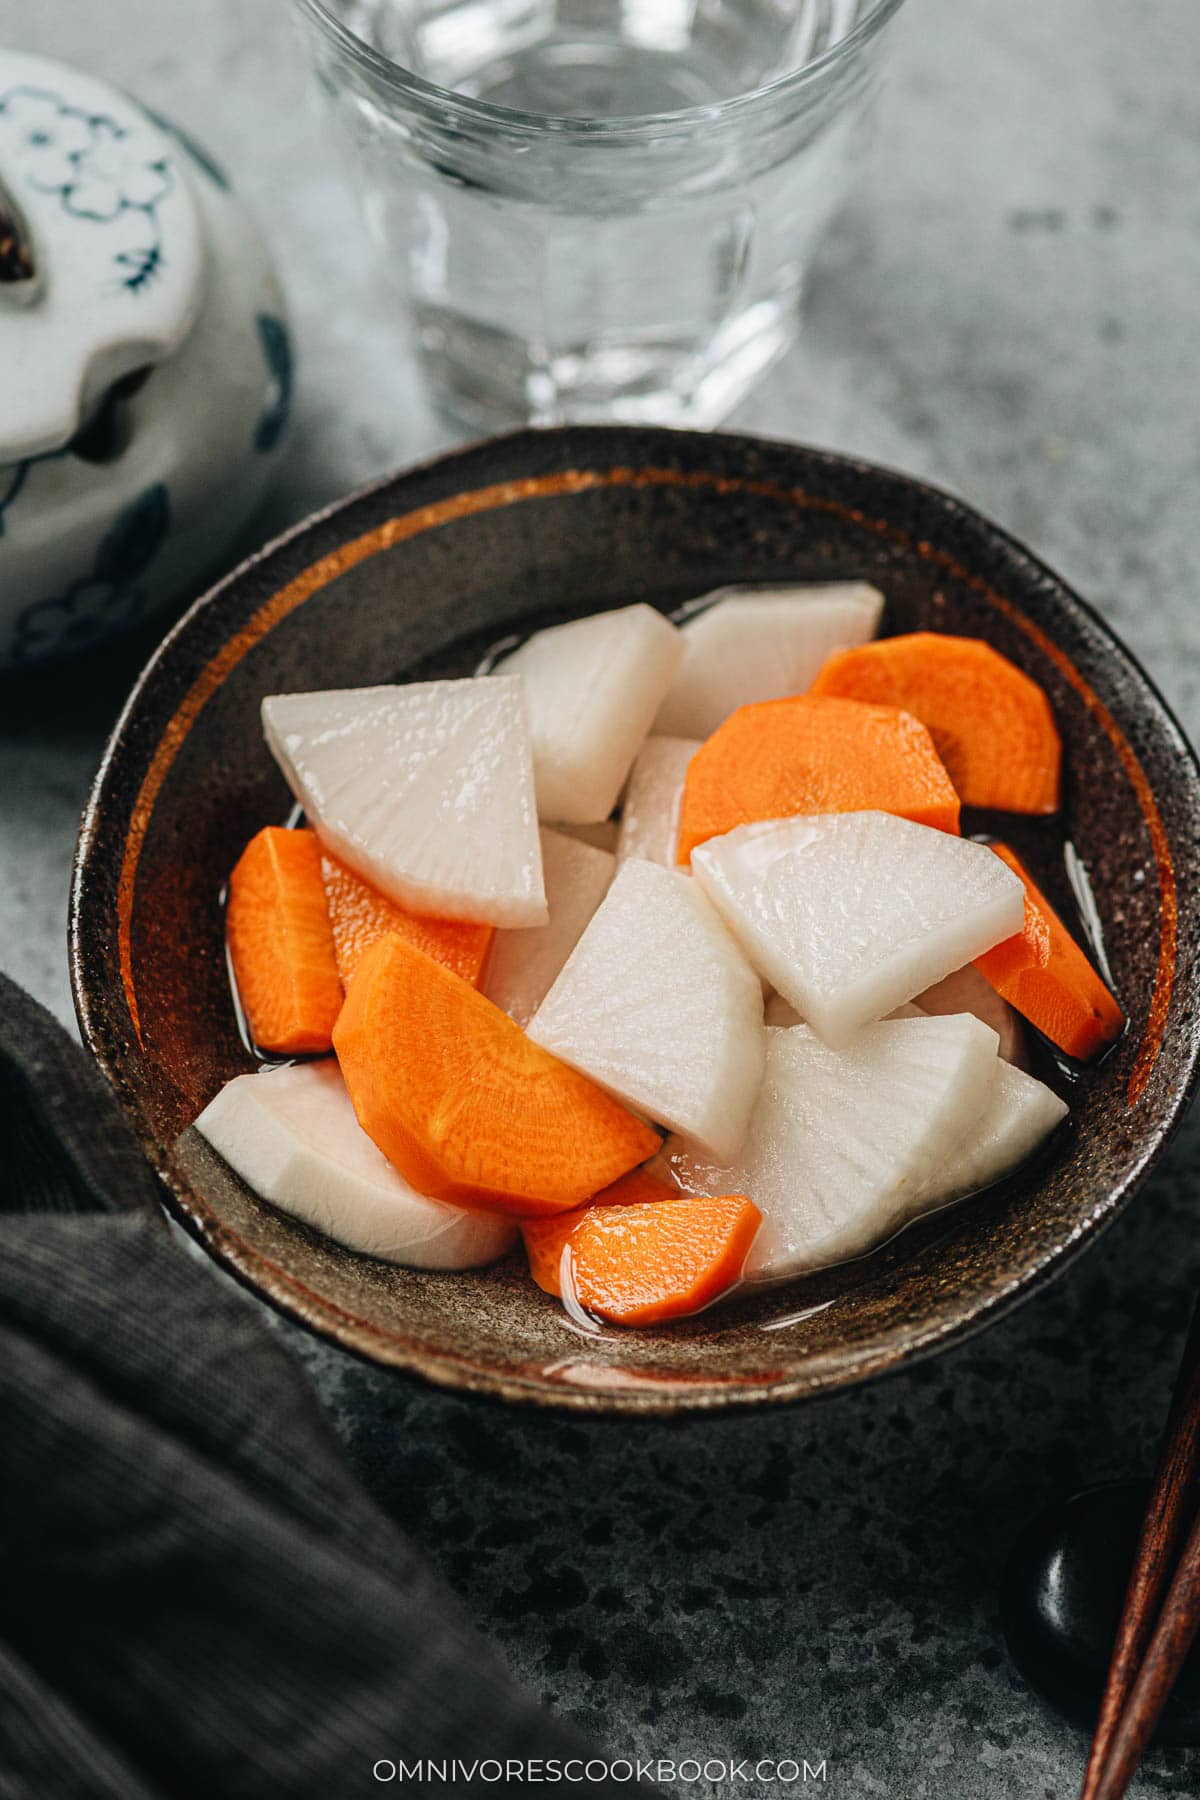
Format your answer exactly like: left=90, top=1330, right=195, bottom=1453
left=974, top=844, right=1124, bottom=1060
left=810, top=633, right=1061, bottom=814
left=522, top=1166, right=676, bottom=1288
left=677, top=695, right=960, bottom=863
left=333, top=934, right=661, bottom=1216
left=226, top=827, right=343, bottom=1054
left=522, top=1193, right=761, bottom=1325
left=591, top=1167, right=678, bottom=1207
left=320, top=850, right=493, bottom=989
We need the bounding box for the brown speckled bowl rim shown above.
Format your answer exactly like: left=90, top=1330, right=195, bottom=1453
left=70, top=427, right=1200, bottom=1415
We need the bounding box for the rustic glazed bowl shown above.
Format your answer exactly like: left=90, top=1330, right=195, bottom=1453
left=71, top=427, right=1200, bottom=1415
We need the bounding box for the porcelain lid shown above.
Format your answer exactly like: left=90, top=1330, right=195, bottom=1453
left=0, top=49, right=205, bottom=462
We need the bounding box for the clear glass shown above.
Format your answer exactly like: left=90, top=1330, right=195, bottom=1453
left=294, top=0, right=906, bottom=427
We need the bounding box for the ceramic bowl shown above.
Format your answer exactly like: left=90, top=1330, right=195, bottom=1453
left=70, top=427, right=1200, bottom=1414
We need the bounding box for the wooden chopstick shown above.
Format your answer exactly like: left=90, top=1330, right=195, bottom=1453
left=1079, top=1296, right=1200, bottom=1799
left=1088, top=1503, right=1200, bottom=1798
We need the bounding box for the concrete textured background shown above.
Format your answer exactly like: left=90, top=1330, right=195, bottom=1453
left=2, top=0, right=1199, bottom=1793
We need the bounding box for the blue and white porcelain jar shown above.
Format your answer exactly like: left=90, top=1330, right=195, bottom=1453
left=0, top=49, right=292, bottom=668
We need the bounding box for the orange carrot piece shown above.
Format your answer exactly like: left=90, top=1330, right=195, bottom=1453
left=522, top=1164, right=678, bottom=1290
left=522, top=1193, right=761, bottom=1325
left=333, top=934, right=661, bottom=1217
left=974, top=843, right=1124, bottom=1060
left=591, top=1167, right=678, bottom=1207
left=320, top=850, right=493, bottom=989
left=810, top=632, right=1061, bottom=814
left=676, top=694, right=960, bottom=863
left=226, top=827, right=343, bottom=1054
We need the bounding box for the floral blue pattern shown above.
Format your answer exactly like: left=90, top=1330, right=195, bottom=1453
left=254, top=315, right=293, bottom=454
left=142, top=105, right=231, bottom=191
left=0, top=461, right=31, bottom=538
left=0, top=443, right=74, bottom=539
left=10, top=482, right=170, bottom=665
left=0, top=85, right=173, bottom=291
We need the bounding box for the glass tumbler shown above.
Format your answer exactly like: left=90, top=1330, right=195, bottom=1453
left=294, top=0, right=907, bottom=427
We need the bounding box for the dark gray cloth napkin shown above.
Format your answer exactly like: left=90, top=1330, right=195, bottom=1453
left=0, top=974, right=639, bottom=1799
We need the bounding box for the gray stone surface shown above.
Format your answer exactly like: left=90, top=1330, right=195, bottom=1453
left=2, top=0, right=1200, bottom=1792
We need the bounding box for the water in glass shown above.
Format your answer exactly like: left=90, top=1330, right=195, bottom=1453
left=305, top=0, right=897, bottom=424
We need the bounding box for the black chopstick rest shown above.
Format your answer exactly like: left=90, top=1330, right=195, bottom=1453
left=1001, top=1480, right=1200, bottom=1748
